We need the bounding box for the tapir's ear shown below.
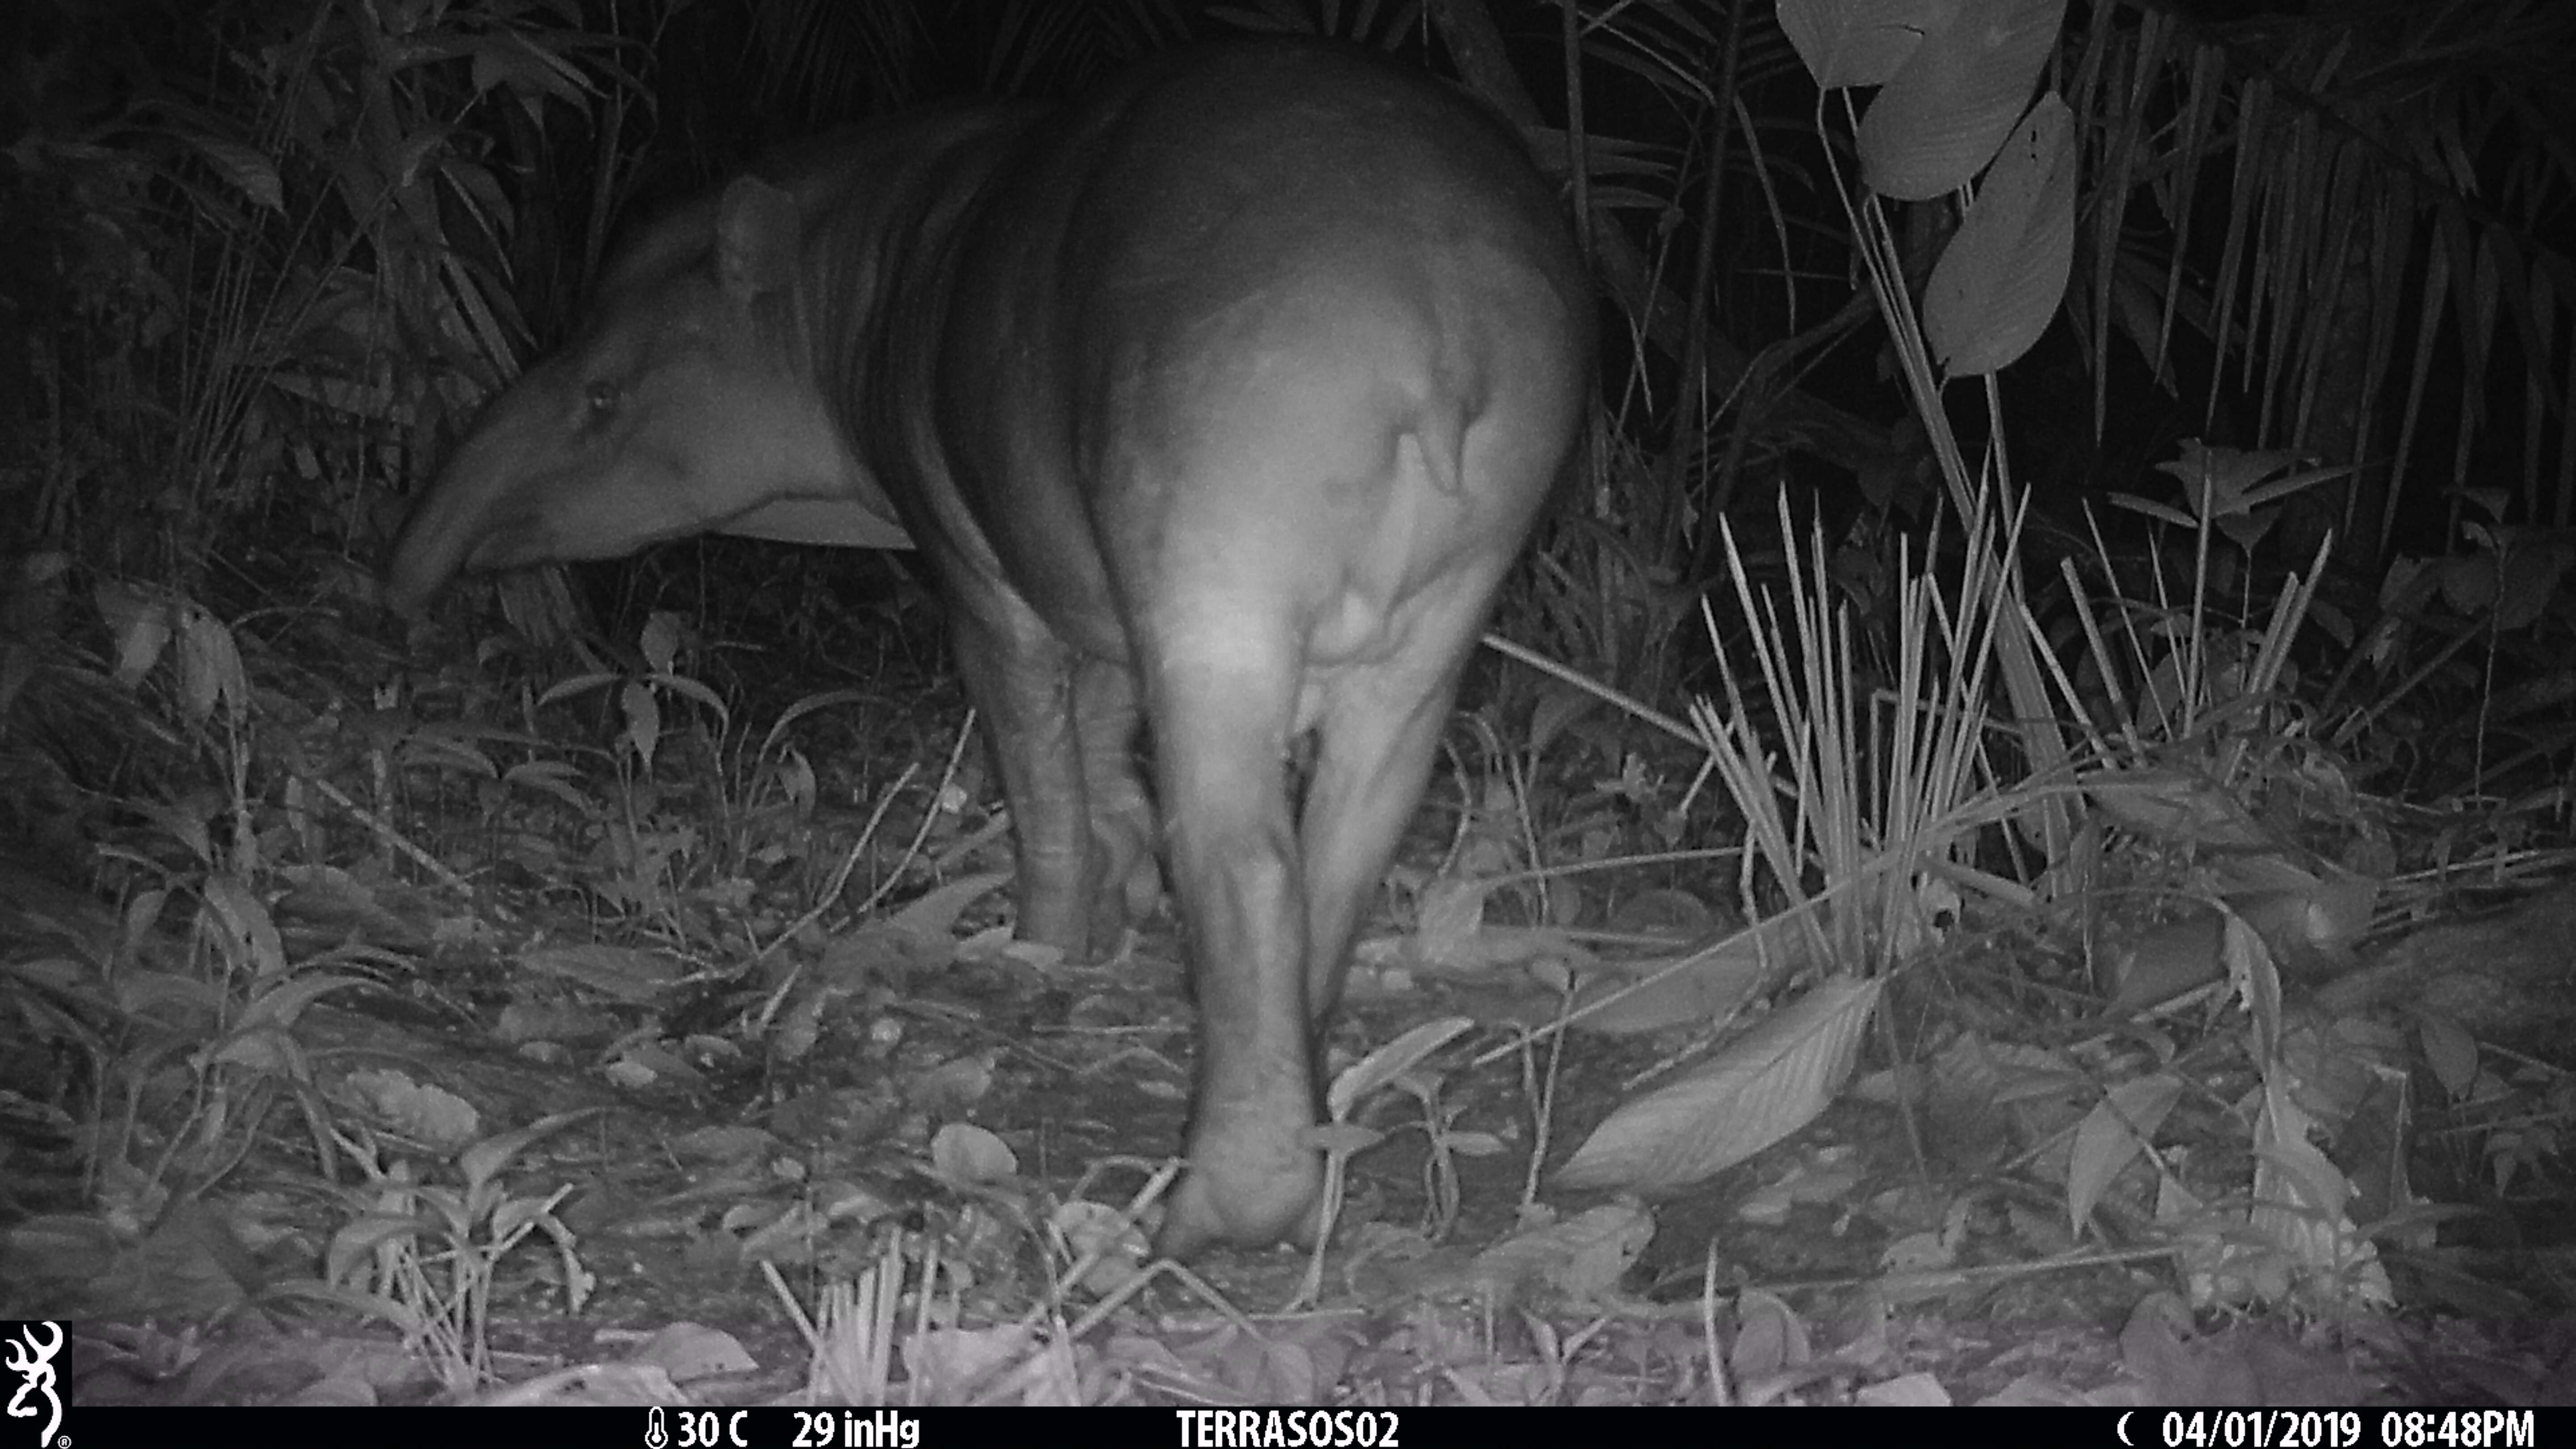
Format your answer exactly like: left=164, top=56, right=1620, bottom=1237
left=715, top=177, right=801, bottom=302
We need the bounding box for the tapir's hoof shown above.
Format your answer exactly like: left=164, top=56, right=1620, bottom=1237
left=1154, top=1149, right=1325, bottom=1259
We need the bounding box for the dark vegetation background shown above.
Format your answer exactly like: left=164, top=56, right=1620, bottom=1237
left=4, top=0, right=2570, bottom=805
left=0, top=0, right=2565, bottom=758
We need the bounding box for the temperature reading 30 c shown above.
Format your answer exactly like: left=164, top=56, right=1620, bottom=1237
left=667, top=1408, right=751, bottom=1449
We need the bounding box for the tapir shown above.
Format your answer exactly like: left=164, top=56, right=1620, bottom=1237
left=384, top=38, right=1594, bottom=1255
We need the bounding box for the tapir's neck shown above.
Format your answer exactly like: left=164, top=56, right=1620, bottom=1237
left=779, top=107, right=1039, bottom=453
left=675, top=104, right=1044, bottom=552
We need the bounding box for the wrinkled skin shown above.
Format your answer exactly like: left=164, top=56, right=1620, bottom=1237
left=386, top=39, right=1593, bottom=1256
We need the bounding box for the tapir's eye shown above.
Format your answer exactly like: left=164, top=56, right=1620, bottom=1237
left=584, top=381, right=619, bottom=425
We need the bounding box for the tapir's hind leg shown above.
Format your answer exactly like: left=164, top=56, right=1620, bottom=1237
left=1294, top=514, right=1523, bottom=1000
left=1144, top=637, right=1322, bottom=1259
left=1294, top=663, right=1472, bottom=1023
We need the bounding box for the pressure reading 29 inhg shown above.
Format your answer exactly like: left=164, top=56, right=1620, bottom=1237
left=791, top=1409, right=921, bottom=1448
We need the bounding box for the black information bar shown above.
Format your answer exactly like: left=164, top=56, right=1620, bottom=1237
left=43, top=1404, right=2565, bottom=1448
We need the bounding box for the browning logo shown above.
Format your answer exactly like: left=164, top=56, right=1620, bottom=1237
left=2, top=1323, right=62, bottom=1448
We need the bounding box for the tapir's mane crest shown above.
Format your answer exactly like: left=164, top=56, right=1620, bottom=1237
left=591, top=103, right=1042, bottom=306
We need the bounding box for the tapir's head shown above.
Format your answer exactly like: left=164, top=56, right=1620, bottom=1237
left=383, top=176, right=904, bottom=615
